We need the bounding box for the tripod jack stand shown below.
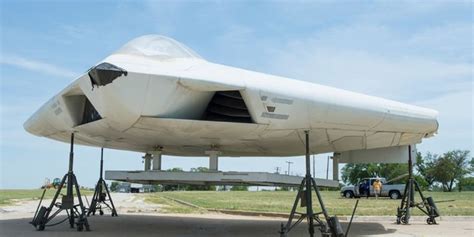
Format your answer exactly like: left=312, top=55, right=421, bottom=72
left=396, top=145, right=439, bottom=225
left=279, top=131, right=358, bottom=237
left=87, top=148, right=118, bottom=217
left=31, top=133, right=90, bottom=231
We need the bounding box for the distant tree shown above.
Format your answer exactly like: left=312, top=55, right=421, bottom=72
left=190, top=167, right=210, bottom=172
left=230, top=185, right=248, bottom=191
left=163, top=168, right=185, bottom=191
left=110, top=181, right=119, bottom=192
left=431, top=150, right=471, bottom=192
left=415, top=152, right=437, bottom=189
left=217, top=185, right=229, bottom=191
left=470, top=157, right=474, bottom=173
left=377, top=163, right=408, bottom=183
left=276, top=186, right=291, bottom=191
left=341, top=164, right=373, bottom=185
left=458, top=177, right=474, bottom=192
left=189, top=167, right=215, bottom=190
left=152, top=184, right=163, bottom=192
left=162, top=167, right=216, bottom=191
left=341, top=163, right=408, bottom=185
left=414, top=175, right=429, bottom=190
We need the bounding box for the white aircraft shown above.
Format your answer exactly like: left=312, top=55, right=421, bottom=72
left=24, top=35, right=438, bottom=158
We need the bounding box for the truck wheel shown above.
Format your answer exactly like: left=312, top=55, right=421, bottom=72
left=344, top=191, right=354, bottom=198
left=389, top=191, right=401, bottom=199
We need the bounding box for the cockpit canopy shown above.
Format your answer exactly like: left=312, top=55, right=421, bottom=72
left=115, top=35, right=203, bottom=60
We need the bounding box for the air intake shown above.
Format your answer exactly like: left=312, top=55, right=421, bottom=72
left=202, top=91, right=253, bottom=123
left=81, top=98, right=102, bottom=125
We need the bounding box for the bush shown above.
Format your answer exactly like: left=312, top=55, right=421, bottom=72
left=458, top=177, right=474, bottom=191
left=230, top=185, right=248, bottom=191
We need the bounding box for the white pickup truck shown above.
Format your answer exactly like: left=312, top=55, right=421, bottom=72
left=340, top=177, right=405, bottom=199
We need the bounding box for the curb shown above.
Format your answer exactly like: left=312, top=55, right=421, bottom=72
left=161, top=196, right=206, bottom=210
left=210, top=210, right=474, bottom=221
left=208, top=209, right=290, bottom=218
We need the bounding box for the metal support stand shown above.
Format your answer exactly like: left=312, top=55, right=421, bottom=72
left=87, top=148, right=118, bottom=217
left=152, top=150, right=162, bottom=171
left=280, top=131, right=355, bottom=237
left=396, top=145, right=439, bottom=225
left=144, top=154, right=152, bottom=171
left=30, top=133, right=90, bottom=231
left=206, top=150, right=220, bottom=171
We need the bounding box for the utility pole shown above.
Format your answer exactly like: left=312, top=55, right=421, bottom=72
left=275, top=167, right=281, bottom=174
left=326, top=156, right=330, bottom=179
left=286, top=161, right=293, bottom=176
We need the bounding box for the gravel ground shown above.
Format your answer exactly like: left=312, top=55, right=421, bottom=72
left=0, top=193, right=161, bottom=220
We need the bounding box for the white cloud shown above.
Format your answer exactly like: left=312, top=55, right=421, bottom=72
left=258, top=19, right=472, bottom=154
left=258, top=20, right=472, bottom=101
left=216, top=24, right=255, bottom=46
left=405, top=23, right=473, bottom=62
left=416, top=90, right=473, bottom=154
left=354, top=1, right=470, bottom=25
left=39, top=24, right=93, bottom=45
left=269, top=46, right=471, bottom=101
left=0, top=55, right=78, bottom=78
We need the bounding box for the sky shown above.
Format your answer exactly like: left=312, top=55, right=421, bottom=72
left=0, top=1, right=472, bottom=189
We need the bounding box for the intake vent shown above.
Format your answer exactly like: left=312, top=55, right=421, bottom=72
left=81, top=98, right=102, bottom=125
left=202, top=91, right=252, bottom=123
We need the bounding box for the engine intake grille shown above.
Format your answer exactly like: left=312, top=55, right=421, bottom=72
left=202, top=91, right=253, bottom=123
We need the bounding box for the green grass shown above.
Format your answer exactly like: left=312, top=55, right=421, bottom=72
left=3, top=189, right=472, bottom=216
left=0, top=189, right=93, bottom=206
left=146, top=191, right=474, bottom=216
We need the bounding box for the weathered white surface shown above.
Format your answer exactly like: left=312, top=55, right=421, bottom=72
left=24, top=35, right=438, bottom=159
left=105, top=170, right=340, bottom=187
left=335, top=145, right=417, bottom=164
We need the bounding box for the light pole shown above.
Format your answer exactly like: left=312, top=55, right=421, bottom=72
left=326, top=156, right=330, bottom=179
left=286, top=161, right=293, bottom=176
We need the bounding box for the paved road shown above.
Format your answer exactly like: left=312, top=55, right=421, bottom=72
left=0, top=193, right=472, bottom=236
left=1, top=214, right=473, bottom=237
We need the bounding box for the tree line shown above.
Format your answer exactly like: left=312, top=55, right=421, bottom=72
left=341, top=149, right=472, bottom=192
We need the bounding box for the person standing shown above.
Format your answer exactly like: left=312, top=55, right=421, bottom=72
left=360, top=181, right=369, bottom=199
left=365, top=180, right=370, bottom=198
left=373, top=178, right=383, bottom=199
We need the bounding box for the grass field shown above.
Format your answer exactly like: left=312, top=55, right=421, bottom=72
left=0, top=189, right=93, bottom=206
left=146, top=191, right=474, bottom=216
left=2, top=189, right=472, bottom=216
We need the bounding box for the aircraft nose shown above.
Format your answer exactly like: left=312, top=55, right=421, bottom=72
left=23, top=107, right=58, bottom=137
left=23, top=113, right=41, bottom=135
